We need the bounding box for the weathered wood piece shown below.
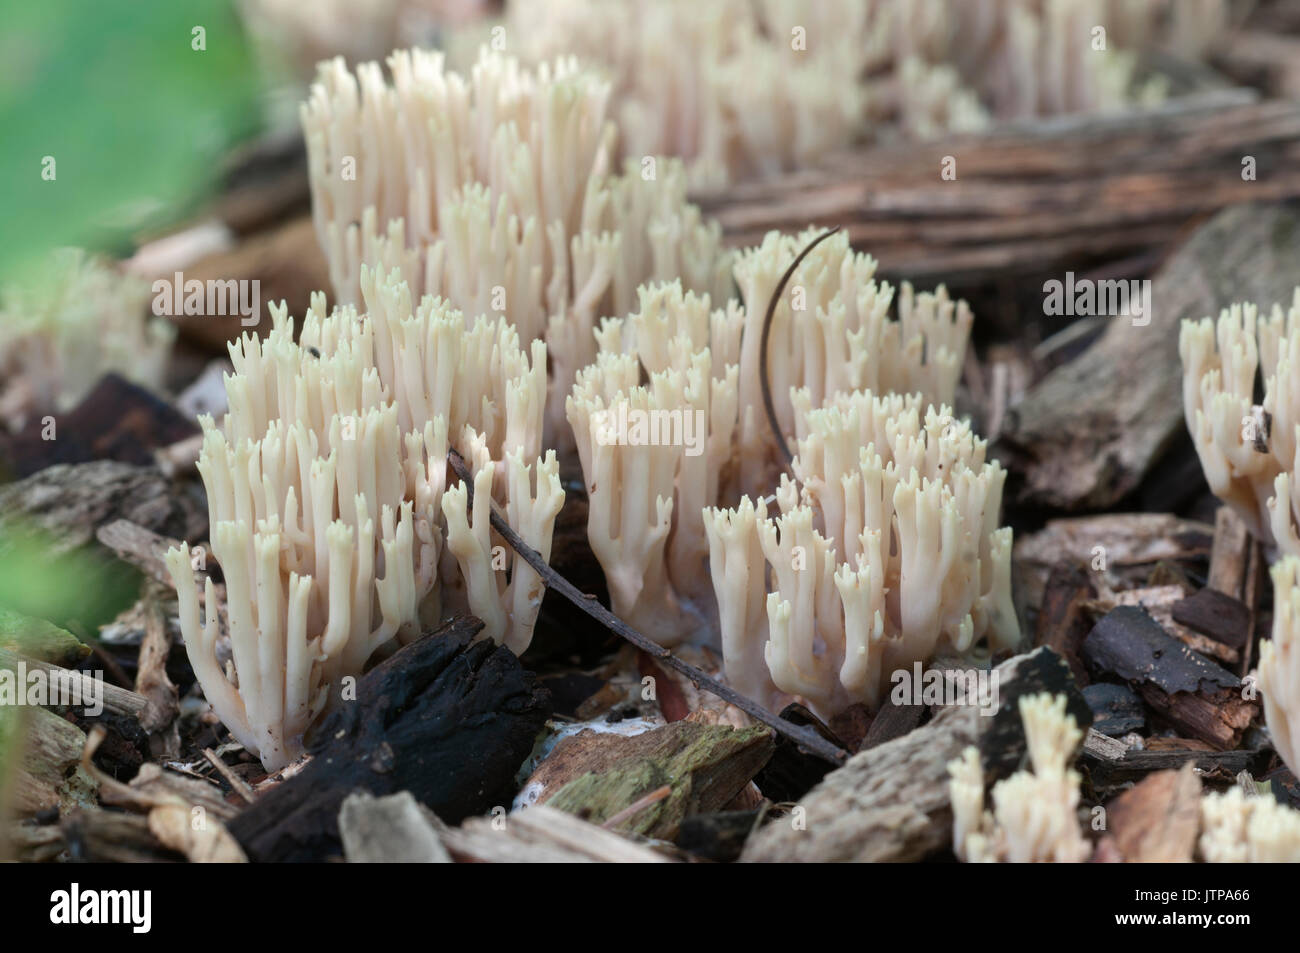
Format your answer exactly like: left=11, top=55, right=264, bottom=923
left=339, top=792, right=452, bottom=863
left=1083, top=728, right=1255, bottom=786
left=227, top=617, right=551, bottom=862
left=996, top=203, right=1300, bottom=509
left=1103, top=763, right=1202, bottom=863
left=741, top=647, right=1081, bottom=862
left=439, top=803, right=674, bottom=863
left=540, top=721, right=774, bottom=840
left=1082, top=606, right=1257, bottom=749
left=0, top=461, right=206, bottom=555
left=698, top=96, right=1300, bottom=284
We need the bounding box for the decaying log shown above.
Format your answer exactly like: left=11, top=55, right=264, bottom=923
left=741, top=647, right=1084, bottom=862
left=1082, top=607, right=1258, bottom=749
left=227, top=617, right=551, bottom=862
left=1102, top=763, right=1202, bottom=863
left=537, top=721, right=774, bottom=840
left=996, top=202, right=1300, bottom=509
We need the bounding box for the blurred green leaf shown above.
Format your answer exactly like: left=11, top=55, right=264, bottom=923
left=0, top=0, right=262, bottom=278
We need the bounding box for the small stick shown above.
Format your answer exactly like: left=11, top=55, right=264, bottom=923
left=447, top=449, right=849, bottom=766
left=758, top=226, right=841, bottom=470
left=602, top=784, right=672, bottom=830
left=203, top=748, right=256, bottom=804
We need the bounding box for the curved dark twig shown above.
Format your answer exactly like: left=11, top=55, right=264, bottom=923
left=758, top=225, right=842, bottom=471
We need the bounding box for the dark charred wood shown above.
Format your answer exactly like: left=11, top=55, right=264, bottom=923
left=1083, top=682, right=1146, bottom=737
left=751, top=704, right=844, bottom=803
left=1082, top=606, right=1258, bottom=749
left=1033, top=564, right=1097, bottom=687
left=978, top=647, right=1091, bottom=783
left=676, top=809, right=765, bottom=863
left=1172, top=587, right=1252, bottom=651
left=227, top=616, right=551, bottom=862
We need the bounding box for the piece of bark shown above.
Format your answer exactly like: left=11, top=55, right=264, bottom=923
left=1207, top=506, right=1252, bottom=597
left=438, top=804, right=674, bottom=863
left=1013, top=513, right=1213, bottom=621
left=697, top=96, right=1300, bottom=285
left=1083, top=683, right=1146, bottom=736
left=0, top=461, right=206, bottom=555
left=339, top=792, right=452, bottom=863
left=1034, top=564, right=1097, bottom=686
left=539, top=721, right=774, bottom=840
left=3, top=706, right=98, bottom=817
left=1172, top=587, right=1251, bottom=652
left=134, top=598, right=179, bottom=756
left=1, top=374, right=199, bottom=478
left=996, top=203, right=1300, bottom=509
left=1083, top=728, right=1256, bottom=787
left=227, top=617, right=551, bottom=862
left=1088, top=585, right=1238, bottom=664
left=741, top=647, right=1081, bottom=862
left=1082, top=606, right=1257, bottom=749
left=1104, top=763, right=1202, bottom=862
left=860, top=698, right=925, bottom=750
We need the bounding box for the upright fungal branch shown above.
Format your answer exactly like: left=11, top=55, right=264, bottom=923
left=506, top=0, right=870, bottom=187
left=948, top=693, right=1090, bottom=863
left=1179, top=290, right=1300, bottom=552
left=733, top=227, right=972, bottom=495
left=302, top=48, right=733, bottom=447
left=1199, top=787, right=1300, bottom=863
left=165, top=268, right=561, bottom=771
left=703, top=390, right=1018, bottom=718
left=566, top=281, right=741, bottom=646
left=0, top=249, right=175, bottom=430
left=1258, top=557, right=1300, bottom=782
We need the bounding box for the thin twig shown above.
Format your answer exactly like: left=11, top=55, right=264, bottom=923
left=759, top=225, right=841, bottom=470
left=203, top=748, right=256, bottom=804
left=602, top=784, right=672, bottom=829
left=447, top=449, right=849, bottom=766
